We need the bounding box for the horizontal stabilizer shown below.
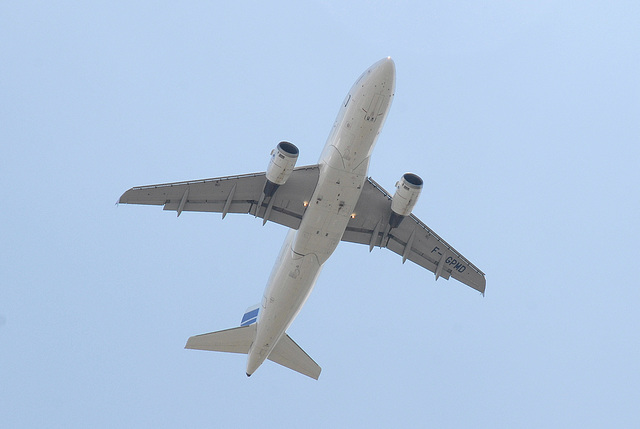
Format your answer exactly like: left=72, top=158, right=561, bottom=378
left=185, top=325, right=320, bottom=379
left=268, top=334, right=321, bottom=380
left=185, top=325, right=256, bottom=354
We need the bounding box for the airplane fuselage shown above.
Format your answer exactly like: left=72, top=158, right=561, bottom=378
left=246, top=58, right=396, bottom=375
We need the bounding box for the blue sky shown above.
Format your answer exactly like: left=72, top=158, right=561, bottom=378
left=1, top=1, right=638, bottom=427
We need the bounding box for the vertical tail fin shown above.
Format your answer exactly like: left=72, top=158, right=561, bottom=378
left=240, top=304, right=260, bottom=326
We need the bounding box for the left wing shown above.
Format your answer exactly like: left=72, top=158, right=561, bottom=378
left=119, top=165, right=320, bottom=230
left=342, top=177, right=486, bottom=293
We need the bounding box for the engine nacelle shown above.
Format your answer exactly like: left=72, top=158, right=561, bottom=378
left=266, top=141, right=299, bottom=185
left=264, top=141, right=299, bottom=197
left=389, top=173, right=423, bottom=228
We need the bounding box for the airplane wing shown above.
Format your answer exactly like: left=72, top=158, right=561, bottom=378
left=119, top=165, right=320, bottom=230
left=342, top=177, right=486, bottom=293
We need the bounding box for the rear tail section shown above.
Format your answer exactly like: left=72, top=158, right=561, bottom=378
left=185, top=304, right=321, bottom=379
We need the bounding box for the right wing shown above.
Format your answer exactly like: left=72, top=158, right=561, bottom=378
left=119, top=165, right=320, bottom=230
left=342, top=177, right=486, bottom=294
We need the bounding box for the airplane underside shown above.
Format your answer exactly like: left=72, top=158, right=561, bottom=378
left=119, top=57, right=485, bottom=379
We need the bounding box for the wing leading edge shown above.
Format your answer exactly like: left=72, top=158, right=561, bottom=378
left=118, top=165, right=320, bottom=230
left=342, top=177, right=486, bottom=293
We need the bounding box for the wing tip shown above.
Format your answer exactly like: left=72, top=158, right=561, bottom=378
left=118, top=188, right=135, bottom=205
left=476, top=275, right=486, bottom=295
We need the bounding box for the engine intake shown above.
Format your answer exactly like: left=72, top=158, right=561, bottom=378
left=264, top=141, right=299, bottom=197
left=389, top=173, right=423, bottom=228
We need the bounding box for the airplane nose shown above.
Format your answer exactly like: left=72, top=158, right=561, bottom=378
left=372, top=57, right=395, bottom=75
left=380, top=56, right=395, bottom=73
left=369, top=57, right=395, bottom=90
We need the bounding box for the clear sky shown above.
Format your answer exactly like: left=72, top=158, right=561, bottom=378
left=1, top=1, right=638, bottom=427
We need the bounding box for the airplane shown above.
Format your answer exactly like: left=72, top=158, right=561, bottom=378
left=119, top=57, right=485, bottom=380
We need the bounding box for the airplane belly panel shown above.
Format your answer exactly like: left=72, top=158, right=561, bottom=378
left=248, top=243, right=322, bottom=374
left=293, top=165, right=366, bottom=263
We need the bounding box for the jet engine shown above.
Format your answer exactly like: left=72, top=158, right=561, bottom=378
left=389, top=173, right=423, bottom=228
left=264, top=141, right=299, bottom=197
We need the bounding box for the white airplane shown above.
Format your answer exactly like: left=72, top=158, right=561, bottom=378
left=119, top=57, right=485, bottom=379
